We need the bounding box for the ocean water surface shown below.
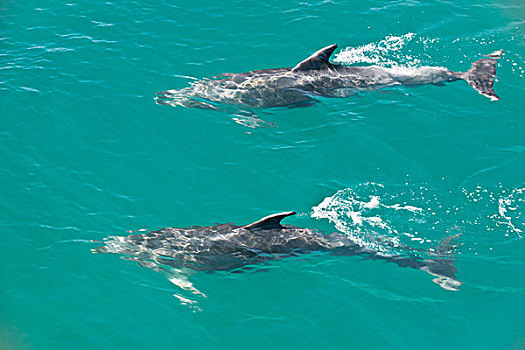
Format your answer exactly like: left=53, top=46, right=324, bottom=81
left=1, top=0, right=524, bottom=349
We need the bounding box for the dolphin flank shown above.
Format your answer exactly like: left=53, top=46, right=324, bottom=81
left=156, top=44, right=502, bottom=110
left=93, top=211, right=462, bottom=291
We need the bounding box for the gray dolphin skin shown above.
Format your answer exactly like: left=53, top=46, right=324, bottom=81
left=94, top=211, right=462, bottom=291
left=156, top=44, right=502, bottom=110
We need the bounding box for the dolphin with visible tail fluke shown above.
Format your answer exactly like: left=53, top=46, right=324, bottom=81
left=156, top=44, right=502, bottom=110
left=93, top=211, right=462, bottom=291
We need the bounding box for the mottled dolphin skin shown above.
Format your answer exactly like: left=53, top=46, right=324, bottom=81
left=94, top=211, right=462, bottom=291
left=155, top=44, right=502, bottom=110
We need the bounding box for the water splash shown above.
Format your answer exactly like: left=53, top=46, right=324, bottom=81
left=311, top=182, right=431, bottom=255
left=464, top=186, right=524, bottom=239
left=312, top=182, right=524, bottom=257
left=334, top=33, right=421, bottom=68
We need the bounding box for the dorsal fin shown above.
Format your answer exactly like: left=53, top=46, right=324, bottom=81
left=292, top=44, right=337, bottom=72
left=243, top=211, right=296, bottom=231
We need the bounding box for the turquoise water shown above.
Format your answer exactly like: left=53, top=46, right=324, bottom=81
left=1, top=0, right=525, bottom=348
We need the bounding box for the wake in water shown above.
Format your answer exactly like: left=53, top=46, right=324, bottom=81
left=334, top=33, right=421, bottom=67
left=312, top=182, right=524, bottom=257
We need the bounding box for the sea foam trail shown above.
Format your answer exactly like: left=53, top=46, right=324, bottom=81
left=334, top=33, right=420, bottom=67
left=312, top=183, right=524, bottom=257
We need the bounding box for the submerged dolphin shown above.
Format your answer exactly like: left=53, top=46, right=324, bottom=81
left=156, top=44, right=502, bottom=110
left=94, top=211, right=462, bottom=291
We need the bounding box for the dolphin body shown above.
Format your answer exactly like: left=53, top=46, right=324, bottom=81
left=156, top=44, right=502, bottom=110
left=94, top=211, right=462, bottom=291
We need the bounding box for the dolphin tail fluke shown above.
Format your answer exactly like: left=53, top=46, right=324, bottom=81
left=464, top=50, right=503, bottom=101
left=421, top=233, right=462, bottom=291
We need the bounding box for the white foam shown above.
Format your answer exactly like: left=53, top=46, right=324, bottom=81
left=497, top=190, right=524, bottom=237
left=311, top=184, right=402, bottom=252
left=388, top=203, right=424, bottom=213
left=334, top=33, right=420, bottom=68
left=363, top=196, right=380, bottom=209
left=311, top=183, right=444, bottom=255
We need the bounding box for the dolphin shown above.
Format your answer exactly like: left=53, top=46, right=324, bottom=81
left=155, top=44, right=502, bottom=110
left=93, top=211, right=462, bottom=291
